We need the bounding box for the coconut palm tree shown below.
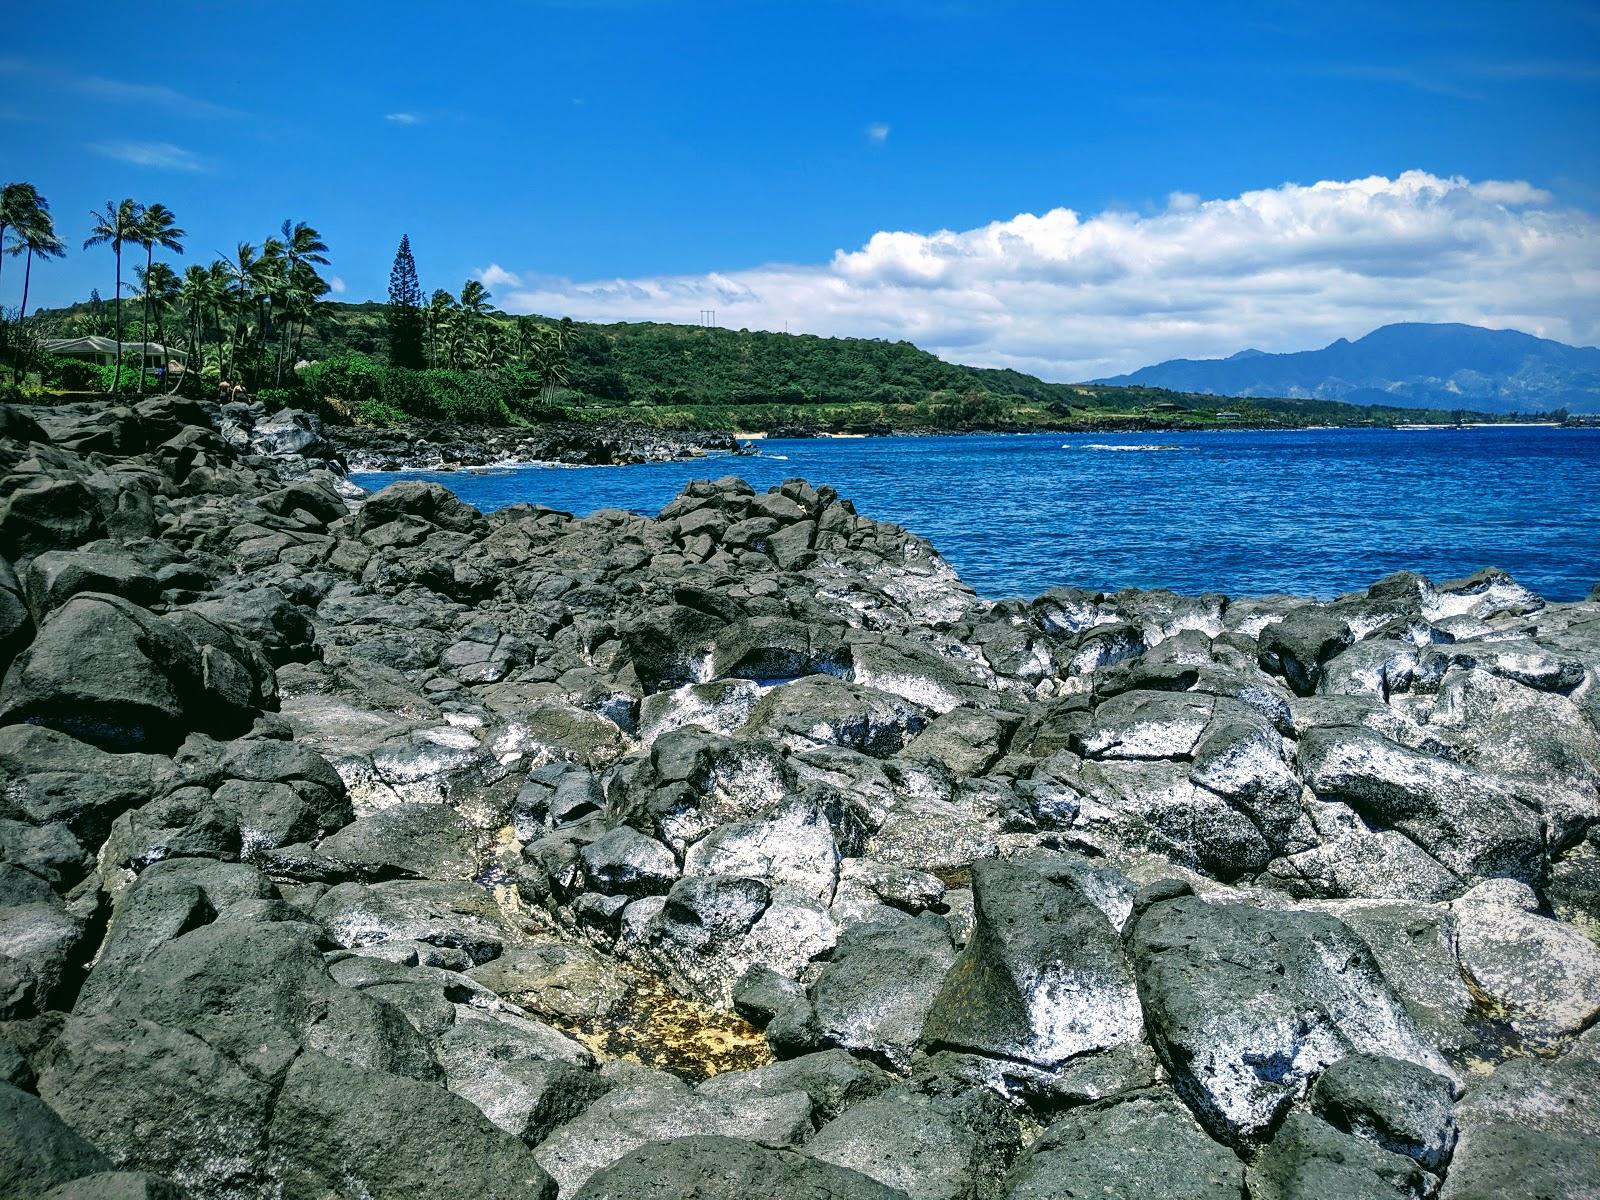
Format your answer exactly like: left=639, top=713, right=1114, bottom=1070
left=220, top=242, right=261, bottom=384
left=459, top=279, right=491, bottom=320
left=134, top=262, right=182, bottom=390
left=427, top=289, right=457, bottom=368
left=273, top=221, right=330, bottom=383
left=178, top=264, right=213, bottom=377
left=285, top=266, right=330, bottom=374
left=83, top=198, right=143, bottom=391
left=0, top=183, right=47, bottom=297
left=128, top=203, right=185, bottom=393
left=5, top=187, right=65, bottom=320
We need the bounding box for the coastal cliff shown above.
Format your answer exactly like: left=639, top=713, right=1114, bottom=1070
left=2, top=398, right=1598, bottom=1199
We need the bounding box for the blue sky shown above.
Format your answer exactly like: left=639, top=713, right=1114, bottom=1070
left=3, top=0, right=1598, bottom=377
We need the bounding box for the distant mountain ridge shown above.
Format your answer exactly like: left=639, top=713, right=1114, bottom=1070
left=1094, top=323, right=1600, bottom=413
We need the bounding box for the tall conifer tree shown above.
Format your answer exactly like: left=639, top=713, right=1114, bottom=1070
left=386, top=234, right=425, bottom=369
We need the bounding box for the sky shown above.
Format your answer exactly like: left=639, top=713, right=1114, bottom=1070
left=3, top=0, right=1598, bottom=379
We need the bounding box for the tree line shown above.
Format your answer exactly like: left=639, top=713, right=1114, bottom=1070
left=1, top=180, right=334, bottom=396
left=384, top=234, right=569, bottom=385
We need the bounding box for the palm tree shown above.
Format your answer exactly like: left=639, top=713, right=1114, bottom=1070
left=459, top=279, right=491, bottom=320
left=219, top=243, right=260, bottom=384
left=0, top=183, right=48, bottom=296
left=83, top=199, right=142, bottom=391
left=517, top=319, right=570, bottom=396
left=134, top=262, right=181, bottom=389
left=129, top=203, right=185, bottom=394
left=427, top=288, right=457, bottom=367
left=178, top=264, right=213, bottom=378
left=274, top=220, right=329, bottom=383
left=4, top=186, right=64, bottom=320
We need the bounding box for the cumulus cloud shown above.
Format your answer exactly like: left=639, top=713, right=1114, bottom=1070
left=495, top=172, right=1600, bottom=379
left=329, top=276, right=347, bottom=294
left=88, top=140, right=206, bottom=172
left=866, top=122, right=891, bottom=144
left=476, top=263, right=524, bottom=291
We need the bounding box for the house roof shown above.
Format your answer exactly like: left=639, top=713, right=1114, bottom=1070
left=42, top=336, right=186, bottom=359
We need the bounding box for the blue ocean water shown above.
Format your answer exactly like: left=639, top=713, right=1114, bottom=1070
left=353, top=427, right=1600, bottom=602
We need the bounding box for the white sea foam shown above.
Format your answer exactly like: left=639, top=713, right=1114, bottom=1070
left=1067, top=443, right=1183, bottom=452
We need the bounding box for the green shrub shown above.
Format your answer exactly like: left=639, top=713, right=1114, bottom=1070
left=292, top=354, right=513, bottom=425
left=357, top=400, right=409, bottom=426
left=413, top=369, right=510, bottom=424
left=254, top=386, right=303, bottom=413
left=94, top=363, right=147, bottom=395
left=299, top=354, right=386, bottom=407
left=42, top=356, right=101, bottom=390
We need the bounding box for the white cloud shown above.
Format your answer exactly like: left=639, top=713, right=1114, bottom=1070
left=866, top=122, right=891, bottom=144
left=494, top=172, right=1600, bottom=379
left=476, top=263, right=524, bottom=291
left=88, top=140, right=206, bottom=172
left=329, top=276, right=347, bottom=294
left=385, top=112, right=421, bottom=125
left=73, top=75, right=240, bottom=118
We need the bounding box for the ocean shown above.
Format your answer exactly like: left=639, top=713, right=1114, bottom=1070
left=352, top=426, right=1600, bottom=602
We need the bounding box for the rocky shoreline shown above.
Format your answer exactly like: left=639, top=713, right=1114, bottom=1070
left=2, top=396, right=1598, bottom=1199
left=326, top=419, right=750, bottom=472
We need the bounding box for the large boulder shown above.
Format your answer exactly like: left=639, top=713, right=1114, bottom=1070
left=0, top=593, right=269, bottom=752
left=920, top=855, right=1141, bottom=1071
left=1000, top=1088, right=1242, bottom=1200
left=803, top=1085, right=1016, bottom=1200
left=812, top=917, right=956, bottom=1070
left=315, top=802, right=480, bottom=880
left=37, top=1013, right=276, bottom=1199
left=1441, top=1028, right=1600, bottom=1200
left=532, top=1071, right=814, bottom=1197
left=0, top=477, right=103, bottom=564
left=355, top=480, right=484, bottom=536
left=1297, top=726, right=1545, bottom=888
left=1245, top=1112, right=1428, bottom=1200
left=267, top=1050, right=557, bottom=1199
left=1309, top=1052, right=1457, bottom=1173
left=574, top=1135, right=908, bottom=1200
left=0, top=1079, right=112, bottom=1199
left=1449, top=878, right=1600, bottom=1043
left=1129, top=894, right=1449, bottom=1144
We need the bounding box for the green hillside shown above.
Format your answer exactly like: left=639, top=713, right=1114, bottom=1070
left=23, top=297, right=1557, bottom=431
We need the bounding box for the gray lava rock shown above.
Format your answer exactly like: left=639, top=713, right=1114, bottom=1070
left=1001, top=1088, right=1242, bottom=1200
left=580, top=825, right=679, bottom=896
left=920, top=855, right=1141, bottom=1070
left=1310, top=1052, right=1457, bottom=1172
left=533, top=1073, right=814, bottom=1197
left=0, top=1078, right=112, bottom=1199
left=313, top=879, right=508, bottom=965
left=1246, top=1112, right=1427, bottom=1200
left=0, top=593, right=267, bottom=752
left=37, top=1013, right=275, bottom=1199
left=574, top=1134, right=909, bottom=1200
left=804, top=1085, right=1016, bottom=1200
left=1441, top=1028, right=1600, bottom=1200
left=812, top=917, right=957, bottom=1070
left=316, top=802, right=480, bottom=879
left=1129, top=894, right=1448, bottom=1144
left=267, top=1050, right=556, bottom=1199
left=1258, top=608, right=1354, bottom=695
left=23, top=547, right=161, bottom=621
left=38, top=1173, right=188, bottom=1200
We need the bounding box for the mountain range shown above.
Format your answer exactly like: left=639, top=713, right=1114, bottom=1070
left=1093, top=322, right=1600, bottom=414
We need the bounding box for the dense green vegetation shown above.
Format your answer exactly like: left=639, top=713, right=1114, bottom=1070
left=250, top=302, right=1555, bottom=431
left=3, top=178, right=1566, bottom=430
